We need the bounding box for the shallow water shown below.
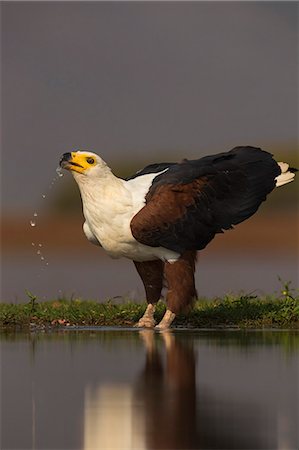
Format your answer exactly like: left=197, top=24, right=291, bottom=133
left=1, top=329, right=298, bottom=449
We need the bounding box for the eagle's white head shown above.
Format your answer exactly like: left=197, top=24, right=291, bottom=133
left=59, top=150, right=110, bottom=179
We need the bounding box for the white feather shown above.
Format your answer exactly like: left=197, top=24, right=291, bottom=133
left=126, top=169, right=168, bottom=211
left=275, top=162, right=296, bottom=187
left=83, top=221, right=101, bottom=246
left=74, top=164, right=179, bottom=262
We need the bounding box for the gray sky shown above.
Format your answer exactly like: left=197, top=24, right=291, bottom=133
left=1, top=1, right=298, bottom=213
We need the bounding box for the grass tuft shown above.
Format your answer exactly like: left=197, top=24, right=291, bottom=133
left=0, top=289, right=298, bottom=330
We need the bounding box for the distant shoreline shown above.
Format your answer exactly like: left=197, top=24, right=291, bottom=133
left=2, top=211, right=298, bottom=255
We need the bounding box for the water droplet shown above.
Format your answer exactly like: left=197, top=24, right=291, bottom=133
left=46, top=262, right=49, bottom=266
left=38, top=243, right=42, bottom=247
left=30, top=221, right=36, bottom=227
left=42, top=194, right=46, bottom=199
left=37, top=250, right=41, bottom=255
left=40, top=256, right=45, bottom=261
left=33, top=212, right=38, bottom=217
left=56, top=166, right=64, bottom=177
left=31, top=242, right=35, bottom=246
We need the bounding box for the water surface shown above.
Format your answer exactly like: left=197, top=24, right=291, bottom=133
left=1, top=329, right=298, bottom=449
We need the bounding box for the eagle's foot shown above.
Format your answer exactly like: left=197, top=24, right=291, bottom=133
left=155, top=309, right=176, bottom=330
left=134, top=303, right=156, bottom=328
left=134, top=317, right=156, bottom=328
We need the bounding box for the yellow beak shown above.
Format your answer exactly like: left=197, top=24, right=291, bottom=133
left=60, top=152, right=92, bottom=174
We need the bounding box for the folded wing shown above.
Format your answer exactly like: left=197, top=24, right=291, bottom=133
left=130, top=146, right=281, bottom=253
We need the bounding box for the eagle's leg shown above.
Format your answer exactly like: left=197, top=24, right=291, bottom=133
left=156, top=251, right=197, bottom=330
left=135, top=303, right=157, bottom=328
left=133, top=259, right=164, bottom=328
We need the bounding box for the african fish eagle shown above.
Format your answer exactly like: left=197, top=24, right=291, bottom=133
left=60, top=146, right=297, bottom=329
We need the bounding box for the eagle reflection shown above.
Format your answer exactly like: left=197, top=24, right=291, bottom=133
left=135, top=331, right=197, bottom=449
left=84, top=331, right=269, bottom=450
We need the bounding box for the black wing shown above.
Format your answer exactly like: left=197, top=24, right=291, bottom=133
left=130, top=146, right=281, bottom=253
left=125, top=162, right=176, bottom=181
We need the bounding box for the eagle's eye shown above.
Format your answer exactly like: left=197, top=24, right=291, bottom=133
left=86, top=157, right=95, bottom=165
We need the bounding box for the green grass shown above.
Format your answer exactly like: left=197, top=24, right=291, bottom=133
left=1, top=286, right=298, bottom=330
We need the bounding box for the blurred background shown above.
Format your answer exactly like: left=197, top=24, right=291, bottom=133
left=1, top=1, right=298, bottom=302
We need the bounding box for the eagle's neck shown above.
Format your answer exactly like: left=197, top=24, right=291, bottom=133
left=72, top=168, right=131, bottom=227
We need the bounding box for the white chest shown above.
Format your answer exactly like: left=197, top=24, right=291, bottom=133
left=82, top=191, right=135, bottom=256
left=76, top=171, right=179, bottom=262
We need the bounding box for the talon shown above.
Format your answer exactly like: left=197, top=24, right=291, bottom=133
left=134, top=317, right=156, bottom=328
left=134, top=303, right=156, bottom=328
left=155, top=309, right=176, bottom=330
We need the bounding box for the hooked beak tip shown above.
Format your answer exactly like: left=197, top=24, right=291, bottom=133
left=59, top=152, right=72, bottom=169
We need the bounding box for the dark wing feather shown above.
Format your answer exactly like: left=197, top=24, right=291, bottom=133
left=130, top=146, right=281, bottom=253
left=125, top=162, right=176, bottom=181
